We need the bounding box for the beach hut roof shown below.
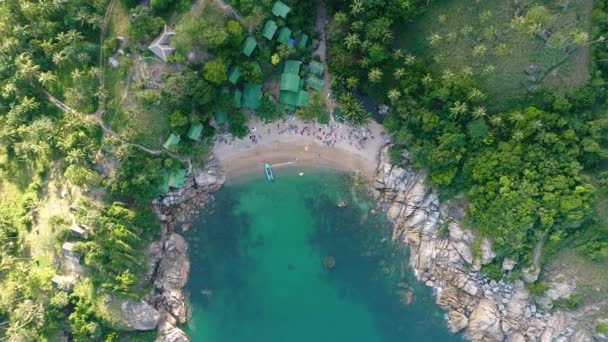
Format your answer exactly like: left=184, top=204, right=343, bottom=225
left=168, top=169, right=186, bottom=189
left=163, top=133, right=180, bottom=150
left=284, top=60, right=301, bottom=74
left=233, top=88, right=242, bottom=107
left=306, top=75, right=324, bottom=90
left=276, top=27, right=292, bottom=44
left=262, top=20, right=278, bottom=40
left=242, top=36, right=257, bottom=57
left=308, top=60, right=324, bottom=76
left=296, top=90, right=309, bottom=107
left=186, top=123, right=203, bottom=141
left=297, top=34, right=309, bottom=50
left=148, top=25, right=176, bottom=62
left=214, top=110, right=228, bottom=125
left=272, top=1, right=291, bottom=18
left=228, top=66, right=241, bottom=84
left=280, top=73, right=301, bottom=92
left=243, top=83, right=262, bottom=110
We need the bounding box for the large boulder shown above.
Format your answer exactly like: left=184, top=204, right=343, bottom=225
left=155, top=233, right=190, bottom=323
left=467, top=299, right=504, bottom=341
left=447, top=310, right=469, bottom=333
left=121, top=300, right=160, bottom=331
left=156, top=320, right=189, bottom=342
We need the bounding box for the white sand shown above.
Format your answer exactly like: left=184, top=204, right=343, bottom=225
left=212, top=117, right=388, bottom=180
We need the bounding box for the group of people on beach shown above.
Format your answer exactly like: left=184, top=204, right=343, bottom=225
left=218, top=116, right=375, bottom=150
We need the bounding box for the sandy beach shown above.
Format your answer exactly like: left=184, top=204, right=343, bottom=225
left=212, top=117, right=388, bottom=180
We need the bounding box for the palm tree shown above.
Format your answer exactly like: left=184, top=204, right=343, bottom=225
left=387, top=89, right=401, bottom=102
left=404, top=54, right=416, bottom=65
left=66, top=149, right=85, bottom=165
left=359, top=57, right=370, bottom=68
left=345, top=76, right=359, bottom=89
left=52, top=51, right=68, bottom=67
left=392, top=49, right=404, bottom=61
left=345, top=33, right=360, bottom=50
left=428, top=32, right=442, bottom=46
left=473, top=44, right=487, bottom=57
left=338, top=93, right=369, bottom=126
left=19, top=97, right=40, bottom=113
left=422, top=74, right=433, bottom=86
left=38, top=71, right=57, bottom=86
left=467, top=88, right=485, bottom=102
left=512, top=130, right=524, bottom=141
left=350, top=0, right=363, bottom=15
left=393, top=68, right=406, bottom=80
left=449, top=101, right=468, bottom=119
left=368, top=68, right=383, bottom=83
left=441, top=68, right=454, bottom=80
left=472, top=106, right=487, bottom=119
left=489, top=115, right=503, bottom=127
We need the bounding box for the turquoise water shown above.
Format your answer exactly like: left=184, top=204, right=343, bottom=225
left=183, top=168, right=462, bottom=342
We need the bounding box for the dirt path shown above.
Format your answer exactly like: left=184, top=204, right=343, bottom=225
left=43, top=89, right=193, bottom=172
left=313, top=0, right=335, bottom=116
left=98, top=0, right=118, bottom=108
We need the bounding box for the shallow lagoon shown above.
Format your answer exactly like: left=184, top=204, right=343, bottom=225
left=183, top=168, right=462, bottom=342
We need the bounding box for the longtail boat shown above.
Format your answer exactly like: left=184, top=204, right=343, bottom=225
left=265, top=163, right=274, bottom=181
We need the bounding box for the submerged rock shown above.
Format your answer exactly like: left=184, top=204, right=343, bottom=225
left=323, top=256, right=336, bottom=269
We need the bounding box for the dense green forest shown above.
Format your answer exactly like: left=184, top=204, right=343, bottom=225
left=1, top=0, right=607, bottom=339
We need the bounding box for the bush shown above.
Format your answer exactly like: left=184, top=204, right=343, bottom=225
left=596, top=322, right=608, bottom=335
left=527, top=282, right=549, bottom=300
left=481, top=262, right=504, bottom=281
left=128, top=6, right=164, bottom=43
left=553, top=294, right=582, bottom=311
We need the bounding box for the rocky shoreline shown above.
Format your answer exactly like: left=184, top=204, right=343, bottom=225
left=372, top=147, right=595, bottom=341
left=141, top=148, right=596, bottom=342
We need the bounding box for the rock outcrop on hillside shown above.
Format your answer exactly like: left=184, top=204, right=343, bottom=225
left=372, top=147, right=591, bottom=341
left=148, top=155, right=225, bottom=341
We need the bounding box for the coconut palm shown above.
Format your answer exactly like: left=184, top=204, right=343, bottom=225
left=404, top=54, right=416, bottom=65
left=441, top=69, right=454, bottom=80
left=422, top=74, right=433, bottom=86
left=350, top=0, right=363, bottom=15
left=368, top=68, right=383, bottom=83
left=388, top=89, right=401, bottom=102
left=393, top=68, right=406, bottom=80
left=449, top=101, right=468, bottom=119
left=489, top=115, right=503, bottom=127
left=472, top=106, right=487, bottom=119
left=345, top=76, right=359, bottom=89
left=359, top=57, right=370, bottom=68
left=473, top=44, right=487, bottom=57
left=512, top=130, right=525, bottom=141
left=468, top=88, right=485, bottom=102
left=52, top=51, right=68, bottom=67
left=428, top=32, right=442, bottom=46
left=392, top=49, right=404, bottom=61
left=345, top=33, right=360, bottom=50
left=337, top=93, right=369, bottom=126
left=38, top=71, right=57, bottom=86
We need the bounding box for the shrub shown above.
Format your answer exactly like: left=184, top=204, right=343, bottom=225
left=527, top=282, right=549, bottom=300
left=481, top=262, right=504, bottom=281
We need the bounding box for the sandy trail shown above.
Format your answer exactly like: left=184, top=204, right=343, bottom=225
left=213, top=117, right=388, bottom=180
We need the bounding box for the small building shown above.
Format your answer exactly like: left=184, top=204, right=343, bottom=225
left=214, top=110, right=228, bottom=125
left=69, top=224, right=87, bottom=238
left=148, top=26, right=176, bottom=62
left=242, top=36, right=257, bottom=57
left=280, top=73, right=301, bottom=92
left=297, top=34, right=309, bottom=50
left=276, top=27, right=292, bottom=44
left=168, top=169, right=186, bottom=189
left=62, top=242, right=76, bottom=258
left=262, top=20, right=278, bottom=40
left=280, top=90, right=308, bottom=110
left=284, top=60, right=301, bottom=74
left=306, top=75, right=324, bottom=90
left=228, top=66, right=241, bottom=85
left=308, top=60, right=324, bottom=77
left=186, top=124, right=203, bottom=141
left=243, top=83, right=262, bottom=110
left=272, top=1, right=291, bottom=18
left=233, top=88, right=243, bottom=108
left=163, top=133, right=181, bottom=150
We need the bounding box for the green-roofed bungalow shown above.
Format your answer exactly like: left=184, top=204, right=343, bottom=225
left=242, top=36, right=257, bottom=57
left=284, top=60, right=301, bottom=74
left=214, top=110, right=228, bottom=125
left=262, top=20, right=278, bottom=40
left=280, top=73, right=300, bottom=92
left=279, top=91, right=297, bottom=110
left=272, top=1, right=291, bottom=18
left=296, top=90, right=309, bottom=107
left=243, top=83, right=262, bottom=110
left=306, top=75, right=324, bottom=90
left=163, top=133, right=180, bottom=150
left=186, top=124, right=203, bottom=141
left=276, top=27, right=292, bottom=44
left=228, top=66, right=240, bottom=84
left=308, top=60, right=324, bottom=76
left=233, top=88, right=242, bottom=107
left=168, top=169, right=186, bottom=189
left=296, top=34, right=309, bottom=50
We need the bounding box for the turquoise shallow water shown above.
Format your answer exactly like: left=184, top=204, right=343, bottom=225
left=183, top=168, right=462, bottom=342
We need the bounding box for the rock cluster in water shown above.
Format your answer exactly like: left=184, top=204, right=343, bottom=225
left=372, top=147, right=594, bottom=341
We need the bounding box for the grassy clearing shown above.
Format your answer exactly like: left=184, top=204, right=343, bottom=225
left=398, top=0, right=592, bottom=111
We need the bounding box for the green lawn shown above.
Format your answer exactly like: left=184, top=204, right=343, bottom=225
left=398, top=0, right=593, bottom=111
